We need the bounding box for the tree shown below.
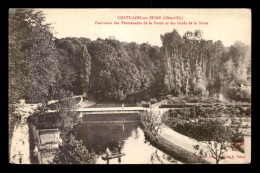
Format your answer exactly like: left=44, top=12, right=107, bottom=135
left=53, top=136, right=96, bottom=164
left=78, top=45, right=91, bottom=97
left=52, top=29, right=251, bottom=103
left=54, top=38, right=92, bottom=96
left=193, top=138, right=229, bottom=164
left=52, top=90, right=96, bottom=164
left=9, top=9, right=30, bottom=105
left=141, top=111, right=165, bottom=140
left=192, top=118, right=232, bottom=164
left=194, top=84, right=206, bottom=99
left=54, top=39, right=78, bottom=96
left=223, top=59, right=236, bottom=82
left=26, top=10, right=59, bottom=103
left=161, top=30, right=183, bottom=95
left=9, top=9, right=60, bottom=104
left=89, top=40, right=154, bottom=101
left=227, top=77, right=248, bottom=101
left=163, top=47, right=174, bottom=93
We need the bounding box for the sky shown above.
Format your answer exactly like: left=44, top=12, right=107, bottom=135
left=39, top=8, right=251, bottom=47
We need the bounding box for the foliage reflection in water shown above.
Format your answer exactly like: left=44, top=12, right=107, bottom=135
left=76, top=122, right=180, bottom=164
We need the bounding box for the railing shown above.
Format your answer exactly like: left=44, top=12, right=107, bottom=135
left=87, top=103, right=141, bottom=108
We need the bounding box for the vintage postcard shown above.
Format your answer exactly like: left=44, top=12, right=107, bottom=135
left=9, top=8, right=251, bottom=164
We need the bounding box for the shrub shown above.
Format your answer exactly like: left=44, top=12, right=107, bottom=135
left=202, top=90, right=209, bottom=98
left=150, top=98, right=158, bottom=104
left=231, top=128, right=245, bottom=153
left=27, top=112, right=61, bottom=129
left=177, top=108, right=190, bottom=118
left=227, top=85, right=240, bottom=100
left=167, top=118, right=232, bottom=142
left=140, top=100, right=150, bottom=107
left=240, top=89, right=250, bottom=101
left=193, top=85, right=205, bottom=97
left=53, top=136, right=96, bottom=164
left=165, top=95, right=172, bottom=100
left=245, top=107, right=251, bottom=117
left=140, top=111, right=165, bottom=138
left=167, top=98, right=174, bottom=104
left=201, top=96, right=218, bottom=104
left=189, top=98, right=198, bottom=103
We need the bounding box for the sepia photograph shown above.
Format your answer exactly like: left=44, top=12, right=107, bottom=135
left=8, top=8, right=251, bottom=164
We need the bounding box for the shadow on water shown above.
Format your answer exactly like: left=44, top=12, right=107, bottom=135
left=28, top=112, right=180, bottom=164
left=76, top=122, right=139, bottom=153
left=76, top=113, right=179, bottom=164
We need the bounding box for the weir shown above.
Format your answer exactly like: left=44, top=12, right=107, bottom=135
left=75, top=107, right=146, bottom=123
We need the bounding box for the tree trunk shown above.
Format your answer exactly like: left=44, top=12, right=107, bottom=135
left=186, top=77, right=189, bottom=95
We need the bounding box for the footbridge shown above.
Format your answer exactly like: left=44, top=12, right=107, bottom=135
left=76, top=107, right=146, bottom=114
left=75, top=107, right=146, bottom=124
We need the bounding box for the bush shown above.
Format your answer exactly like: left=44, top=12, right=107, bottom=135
left=193, top=85, right=205, bottom=97
left=231, top=129, right=245, bottom=153
left=27, top=112, right=61, bottom=129
left=177, top=109, right=190, bottom=118
left=245, top=107, right=251, bottom=117
left=227, top=78, right=250, bottom=102
left=165, top=95, right=172, bottom=100
left=202, top=90, right=209, bottom=98
left=140, top=100, right=151, bottom=108
left=227, top=87, right=240, bottom=101
left=240, top=89, right=250, bottom=100
left=167, top=98, right=174, bottom=104
left=150, top=98, right=158, bottom=104
left=189, top=98, right=198, bottom=103
left=166, top=118, right=232, bottom=142
left=200, top=97, right=218, bottom=104
left=53, top=136, right=96, bottom=164
left=165, top=104, right=250, bottom=119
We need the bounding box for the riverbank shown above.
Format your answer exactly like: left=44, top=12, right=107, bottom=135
left=140, top=100, right=250, bottom=164
left=140, top=100, right=210, bottom=164
left=140, top=121, right=211, bottom=164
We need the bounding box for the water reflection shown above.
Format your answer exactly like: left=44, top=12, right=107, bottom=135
left=76, top=120, right=180, bottom=164
left=77, top=123, right=137, bottom=153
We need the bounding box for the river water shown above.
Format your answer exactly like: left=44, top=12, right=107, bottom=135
left=76, top=113, right=181, bottom=164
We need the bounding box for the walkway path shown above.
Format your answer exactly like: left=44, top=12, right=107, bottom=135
left=9, top=103, right=39, bottom=164
left=47, top=95, right=83, bottom=105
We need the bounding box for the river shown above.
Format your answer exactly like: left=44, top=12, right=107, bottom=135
left=25, top=109, right=182, bottom=164
left=76, top=113, right=181, bottom=164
